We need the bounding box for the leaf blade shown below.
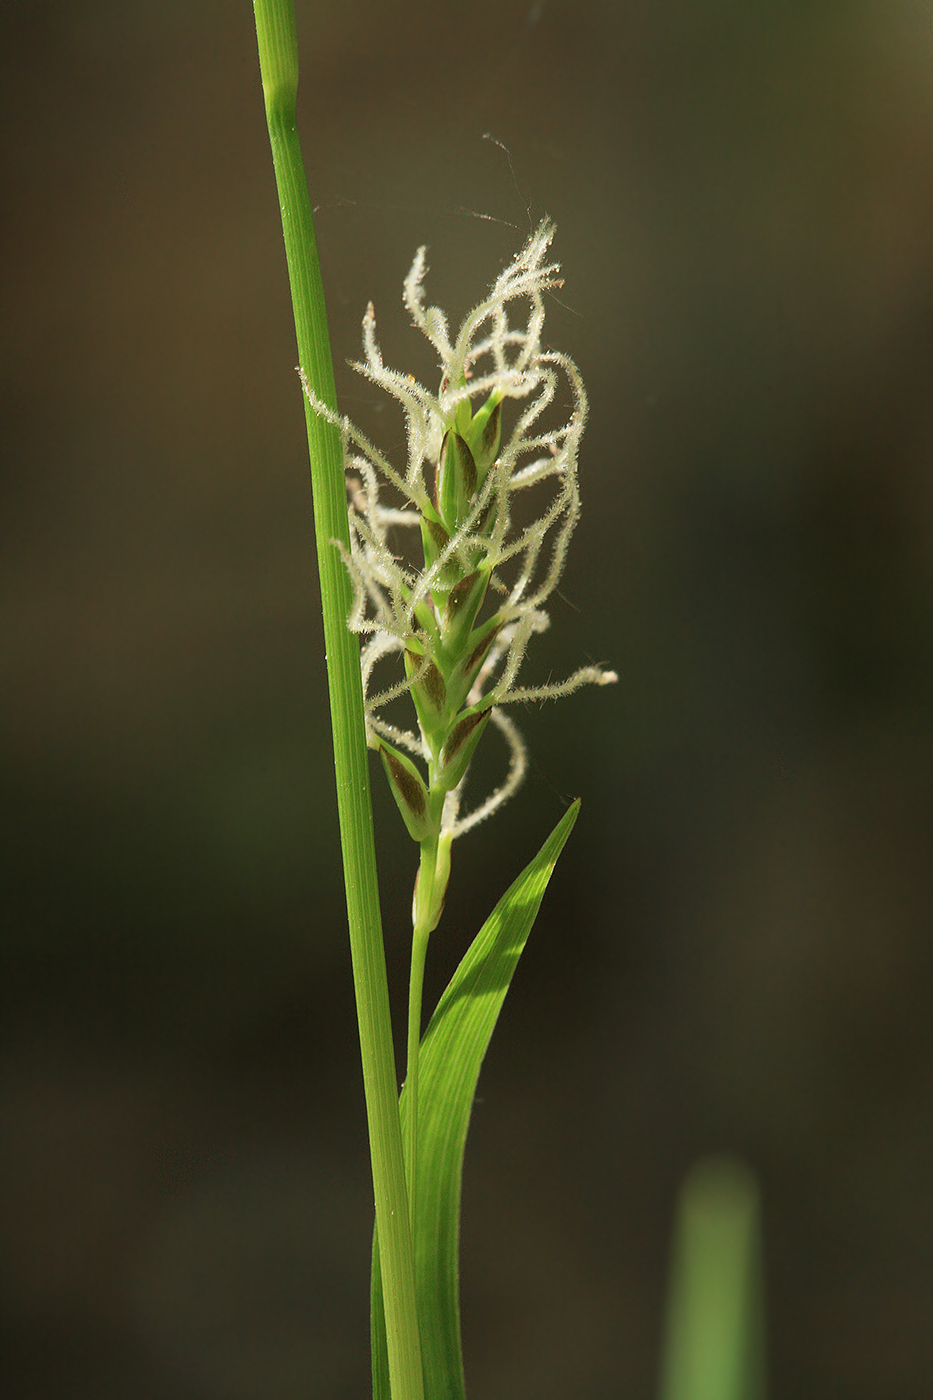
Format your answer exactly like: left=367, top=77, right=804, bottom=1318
left=372, top=800, right=580, bottom=1399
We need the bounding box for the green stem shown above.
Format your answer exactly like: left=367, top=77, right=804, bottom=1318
left=405, top=906, right=431, bottom=1226
left=405, top=831, right=452, bottom=1226
left=251, top=6, right=423, bottom=1399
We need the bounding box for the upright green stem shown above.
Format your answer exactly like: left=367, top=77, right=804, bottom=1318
left=405, top=905, right=430, bottom=1226
left=251, top=6, right=423, bottom=1399
left=404, top=831, right=451, bottom=1227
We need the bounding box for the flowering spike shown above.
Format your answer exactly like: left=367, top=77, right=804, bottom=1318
left=302, top=220, right=616, bottom=872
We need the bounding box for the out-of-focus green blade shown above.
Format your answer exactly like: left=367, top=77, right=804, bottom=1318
left=373, top=800, right=581, bottom=1400
left=659, top=1156, right=768, bottom=1400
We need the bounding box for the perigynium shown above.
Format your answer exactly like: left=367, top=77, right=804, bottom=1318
left=302, top=219, right=616, bottom=936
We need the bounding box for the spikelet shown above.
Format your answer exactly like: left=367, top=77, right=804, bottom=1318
left=302, top=221, right=616, bottom=847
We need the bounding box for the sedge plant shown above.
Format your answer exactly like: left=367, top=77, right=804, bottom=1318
left=253, top=4, right=615, bottom=1396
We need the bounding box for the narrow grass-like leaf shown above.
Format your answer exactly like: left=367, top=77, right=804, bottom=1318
left=252, top=7, right=422, bottom=1396
left=373, top=799, right=581, bottom=1399
left=658, top=1157, right=768, bottom=1400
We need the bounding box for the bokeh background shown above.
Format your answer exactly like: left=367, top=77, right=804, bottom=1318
left=3, top=2, right=932, bottom=1396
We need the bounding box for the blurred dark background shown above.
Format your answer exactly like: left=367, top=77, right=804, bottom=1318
left=2, top=2, right=932, bottom=1396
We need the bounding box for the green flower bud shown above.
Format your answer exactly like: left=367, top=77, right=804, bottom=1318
left=405, top=643, right=448, bottom=748
left=444, top=616, right=502, bottom=714
left=436, top=701, right=492, bottom=794
left=412, top=833, right=451, bottom=936
left=418, top=511, right=461, bottom=609
left=464, top=391, right=502, bottom=483
left=377, top=739, right=435, bottom=844
left=435, top=430, right=478, bottom=534
left=440, top=569, right=489, bottom=662
left=419, top=512, right=449, bottom=572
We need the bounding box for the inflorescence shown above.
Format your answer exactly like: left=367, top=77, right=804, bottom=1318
left=302, top=220, right=616, bottom=878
